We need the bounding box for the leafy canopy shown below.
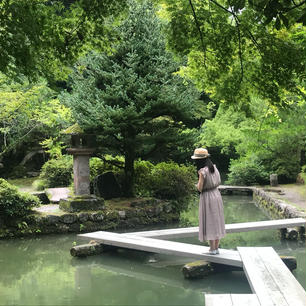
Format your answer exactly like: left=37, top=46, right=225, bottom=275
left=0, top=0, right=127, bottom=81
left=0, top=74, right=72, bottom=159
left=155, top=0, right=305, bottom=109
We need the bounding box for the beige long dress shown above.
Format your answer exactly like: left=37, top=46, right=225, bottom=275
left=198, top=165, right=226, bottom=242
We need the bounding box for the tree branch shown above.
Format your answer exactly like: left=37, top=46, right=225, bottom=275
left=231, top=10, right=244, bottom=83
left=283, top=0, right=306, bottom=12
left=207, top=0, right=262, bottom=55
left=189, top=0, right=207, bottom=65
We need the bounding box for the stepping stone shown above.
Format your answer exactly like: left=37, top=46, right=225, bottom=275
left=45, top=187, right=70, bottom=203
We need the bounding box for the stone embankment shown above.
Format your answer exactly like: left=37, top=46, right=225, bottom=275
left=253, top=188, right=306, bottom=219
left=0, top=198, right=179, bottom=238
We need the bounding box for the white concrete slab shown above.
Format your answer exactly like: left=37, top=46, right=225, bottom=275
left=78, top=231, right=242, bottom=267
left=125, top=218, right=306, bottom=239
left=238, top=247, right=306, bottom=306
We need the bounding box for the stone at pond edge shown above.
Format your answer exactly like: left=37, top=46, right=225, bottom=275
left=182, top=256, right=297, bottom=279
left=59, top=195, right=104, bottom=212
left=60, top=214, right=78, bottom=224
left=182, top=260, right=213, bottom=278
left=70, top=241, right=117, bottom=257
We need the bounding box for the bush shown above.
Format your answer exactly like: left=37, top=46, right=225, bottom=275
left=10, top=165, right=28, bottom=179
left=134, top=160, right=154, bottom=196
left=32, top=179, right=46, bottom=191
left=148, top=162, right=195, bottom=201
left=39, top=155, right=73, bottom=188
left=89, top=156, right=124, bottom=180
left=226, top=155, right=269, bottom=186
left=0, top=178, right=40, bottom=218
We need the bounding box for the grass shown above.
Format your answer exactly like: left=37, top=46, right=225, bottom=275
left=7, top=177, right=37, bottom=191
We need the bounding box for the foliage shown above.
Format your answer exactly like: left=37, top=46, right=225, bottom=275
left=148, top=162, right=195, bottom=200
left=40, top=137, right=65, bottom=159
left=61, top=0, right=199, bottom=196
left=89, top=156, right=124, bottom=180
left=200, top=96, right=306, bottom=184
left=197, top=104, right=254, bottom=155
left=0, top=0, right=127, bottom=81
left=133, top=160, right=155, bottom=196
left=39, top=155, right=73, bottom=188
left=0, top=178, right=40, bottom=218
left=226, top=155, right=269, bottom=185
left=156, top=1, right=305, bottom=109
left=0, top=74, right=72, bottom=168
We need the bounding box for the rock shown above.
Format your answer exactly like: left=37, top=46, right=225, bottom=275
left=182, top=260, right=213, bottom=278
left=45, top=187, right=70, bottom=204
left=60, top=214, right=78, bottom=224
left=44, top=215, right=60, bottom=225
left=93, top=172, right=121, bottom=200
left=118, top=211, right=126, bottom=219
left=286, top=227, right=299, bottom=240
left=182, top=255, right=297, bottom=278
left=59, top=195, right=104, bottom=212
left=70, top=242, right=104, bottom=257
left=70, top=241, right=116, bottom=257
left=78, top=212, right=90, bottom=223
left=270, top=174, right=278, bottom=187
left=31, top=191, right=49, bottom=204
left=56, top=224, right=70, bottom=233
left=90, top=212, right=104, bottom=222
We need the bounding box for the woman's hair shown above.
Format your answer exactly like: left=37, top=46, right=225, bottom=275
left=195, top=157, right=215, bottom=175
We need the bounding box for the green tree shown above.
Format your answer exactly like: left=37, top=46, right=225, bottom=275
left=155, top=0, right=305, bottom=109
left=199, top=95, right=306, bottom=184
left=0, top=74, right=72, bottom=172
left=61, top=1, right=199, bottom=196
left=0, top=0, right=127, bottom=81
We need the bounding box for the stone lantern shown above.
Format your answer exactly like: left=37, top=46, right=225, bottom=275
left=67, top=133, right=95, bottom=196
left=59, top=124, right=104, bottom=212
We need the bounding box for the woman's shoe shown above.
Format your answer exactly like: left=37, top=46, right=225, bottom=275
left=208, top=249, right=217, bottom=255
left=215, top=249, right=220, bottom=255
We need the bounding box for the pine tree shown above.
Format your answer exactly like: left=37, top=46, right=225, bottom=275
left=61, top=0, right=198, bottom=196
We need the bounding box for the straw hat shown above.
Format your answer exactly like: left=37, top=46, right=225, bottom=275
left=191, top=148, right=210, bottom=159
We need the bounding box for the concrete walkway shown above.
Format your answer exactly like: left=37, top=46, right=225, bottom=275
left=45, top=187, right=70, bottom=203
left=263, top=185, right=306, bottom=212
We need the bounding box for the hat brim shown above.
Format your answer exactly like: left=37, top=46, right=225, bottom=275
left=191, top=154, right=210, bottom=159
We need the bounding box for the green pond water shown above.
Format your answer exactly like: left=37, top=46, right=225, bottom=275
left=0, top=195, right=305, bottom=305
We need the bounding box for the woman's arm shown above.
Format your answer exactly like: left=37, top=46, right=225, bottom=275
left=197, top=172, right=204, bottom=192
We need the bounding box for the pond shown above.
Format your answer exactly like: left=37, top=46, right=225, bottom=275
left=0, top=195, right=305, bottom=305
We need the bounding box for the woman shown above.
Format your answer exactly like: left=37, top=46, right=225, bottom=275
left=191, top=148, right=226, bottom=255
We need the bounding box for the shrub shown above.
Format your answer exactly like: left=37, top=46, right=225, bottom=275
left=0, top=178, right=40, bottom=218
left=39, top=155, right=73, bottom=188
left=89, top=156, right=124, bottom=180
left=32, top=179, right=47, bottom=191
left=226, top=155, right=269, bottom=186
left=10, top=165, right=28, bottom=179
left=133, top=160, right=154, bottom=196
left=148, top=162, right=195, bottom=201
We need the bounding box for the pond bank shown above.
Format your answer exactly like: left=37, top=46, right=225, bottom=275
left=0, top=197, right=180, bottom=238
left=0, top=185, right=305, bottom=239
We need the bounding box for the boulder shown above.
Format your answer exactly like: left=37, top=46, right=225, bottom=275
left=93, top=172, right=121, bottom=200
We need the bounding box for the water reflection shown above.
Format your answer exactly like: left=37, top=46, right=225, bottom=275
left=0, top=195, right=305, bottom=305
